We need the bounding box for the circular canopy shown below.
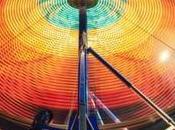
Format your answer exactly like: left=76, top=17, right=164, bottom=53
left=1, top=0, right=175, bottom=128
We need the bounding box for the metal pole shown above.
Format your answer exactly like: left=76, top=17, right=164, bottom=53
left=91, top=93, right=123, bottom=124
left=89, top=92, right=104, bottom=125
left=90, top=92, right=128, bottom=130
left=88, top=47, right=175, bottom=128
left=78, top=0, right=88, bottom=130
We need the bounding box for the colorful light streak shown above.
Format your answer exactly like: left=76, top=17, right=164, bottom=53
left=39, top=0, right=127, bottom=29
left=0, top=0, right=175, bottom=127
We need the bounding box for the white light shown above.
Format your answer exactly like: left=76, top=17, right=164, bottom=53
left=165, top=126, right=175, bottom=130
left=159, top=50, right=171, bottom=62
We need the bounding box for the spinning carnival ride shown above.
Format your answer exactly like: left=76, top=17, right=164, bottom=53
left=1, top=0, right=175, bottom=129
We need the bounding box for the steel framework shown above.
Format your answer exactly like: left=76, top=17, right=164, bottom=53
left=68, top=0, right=175, bottom=130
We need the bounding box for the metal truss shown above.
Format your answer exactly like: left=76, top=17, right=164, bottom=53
left=68, top=0, right=175, bottom=129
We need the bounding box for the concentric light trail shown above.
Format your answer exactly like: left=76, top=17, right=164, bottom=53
left=1, top=0, right=175, bottom=128
left=39, top=0, right=127, bottom=29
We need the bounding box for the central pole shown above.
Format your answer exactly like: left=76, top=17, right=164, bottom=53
left=78, top=0, right=88, bottom=130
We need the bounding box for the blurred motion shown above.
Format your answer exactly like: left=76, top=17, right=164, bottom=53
left=1, top=0, right=175, bottom=129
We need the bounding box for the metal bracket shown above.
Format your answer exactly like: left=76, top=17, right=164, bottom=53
left=87, top=47, right=175, bottom=128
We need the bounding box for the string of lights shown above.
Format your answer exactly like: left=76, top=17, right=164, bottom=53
left=0, top=0, right=175, bottom=128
